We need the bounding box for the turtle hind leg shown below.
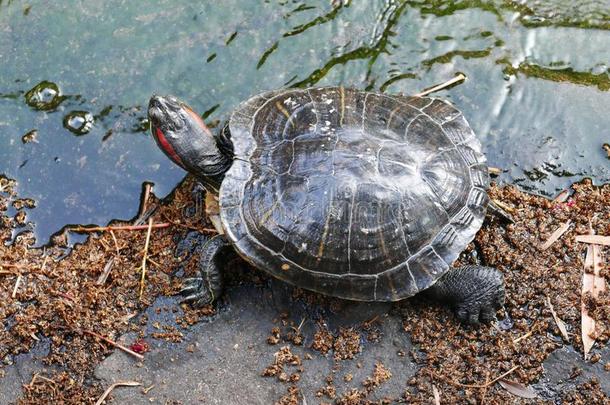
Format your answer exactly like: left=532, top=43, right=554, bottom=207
left=180, top=235, right=230, bottom=307
left=427, top=265, right=505, bottom=324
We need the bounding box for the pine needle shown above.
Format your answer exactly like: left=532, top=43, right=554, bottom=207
left=139, top=218, right=153, bottom=300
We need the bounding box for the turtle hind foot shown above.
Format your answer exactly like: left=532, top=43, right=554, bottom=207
left=428, top=265, right=505, bottom=325
left=179, top=235, right=228, bottom=307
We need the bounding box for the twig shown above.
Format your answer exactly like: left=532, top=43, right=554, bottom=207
left=414, top=73, right=466, bottom=97
left=553, top=189, right=571, bottom=203
left=291, top=317, right=307, bottom=333
left=491, top=198, right=515, bottom=214
left=432, top=384, right=441, bottom=405
left=433, top=365, right=519, bottom=389
left=576, top=235, right=610, bottom=246
left=51, top=290, right=75, bottom=303
left=36, top=374, right=57, bottom=385
left=582, top=227, right=605, bottom=359
left=109, top=230, right=120, bottom=255
left=69, top=223, right=170, bottom=233
left=12, top=274, right=22, bottom=298
left=97, top=258, right=115, bottom=285
left=139, top=183, right=153, bottom=218
left=539, top=221, right=571, bottom=250
left=545, top=296, right=570, bottom=342
left=0, top=262, right=25, bottom=269
left=95, top=381, right=141, bottom=405
left=142, top=384, right=155, bottom=394
left=139, top=218, right=153, bottom=300
left=162, top=216, right=217, bottom=234
left=513, top=323, right=536, bottom=343
left=40, top=255, right=49, bottom=271
left=27, top=373, right=57, bottom=388
left=83, top=329, right=144, bottom=361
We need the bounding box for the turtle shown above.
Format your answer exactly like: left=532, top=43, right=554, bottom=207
left=147, top=87, right=505, bottom=324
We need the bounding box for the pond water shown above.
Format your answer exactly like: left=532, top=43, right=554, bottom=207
left=0, top=0, right=608, bottom=245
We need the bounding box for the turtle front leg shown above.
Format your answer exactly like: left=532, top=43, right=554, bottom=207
left=427, top=265, right=505, bottom=324
left=180, top=235, right=230, bottom=307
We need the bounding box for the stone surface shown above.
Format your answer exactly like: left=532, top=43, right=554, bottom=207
left=93, top=279, right=417, bottom=404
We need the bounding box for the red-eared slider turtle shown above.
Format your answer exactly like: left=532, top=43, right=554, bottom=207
left=147, top=87, right=504, bottom=324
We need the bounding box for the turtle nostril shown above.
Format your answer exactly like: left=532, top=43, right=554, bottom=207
left=149, top=95, right=163, bottom=109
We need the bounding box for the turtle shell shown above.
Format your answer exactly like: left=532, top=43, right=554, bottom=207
left=219, top=87, right=489, bottom=301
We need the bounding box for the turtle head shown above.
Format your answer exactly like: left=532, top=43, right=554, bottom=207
left=148, top=95, right=230, bottom=192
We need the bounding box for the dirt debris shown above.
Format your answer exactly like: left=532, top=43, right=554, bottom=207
left=262, top=345, right=303, bottom=386
left=1, top=172, right=609, bottom=404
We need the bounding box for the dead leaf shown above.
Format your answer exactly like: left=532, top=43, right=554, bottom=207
left=546, top=297, right=570, bottom=342
left=581, top=230, right=605, bottom=359
left=488, top=167, right=502, bottom=175
left=540, top=221, right=571, bottom=250
left=575, top=234, right=610, bottom=246
left=552, top=189, right=571, bottom=202
left=432, top=384, right=440, bottom=405
left=498, top=379, right=537, bottom=399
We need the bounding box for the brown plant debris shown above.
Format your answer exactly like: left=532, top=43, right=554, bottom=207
left=275, top=385, right=301, bottom=405
left=333, top=327, right=362, bottom=360
left=335, top=362, right=392, bottom=404
left=262, top=346, right=302, bottom=383
left=311, top=324, right=334, bottom=355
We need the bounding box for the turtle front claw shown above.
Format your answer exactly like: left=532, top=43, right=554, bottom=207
left=455, top=293, right=503, bottom=325
left=180, top=286, right=215, bottom=308
left=180, top=277, right=203, bottom=295
left=178, top=236, right=228, bottom=307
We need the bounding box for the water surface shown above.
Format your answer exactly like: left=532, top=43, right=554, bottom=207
left=0, top=0, right=608, bottom=244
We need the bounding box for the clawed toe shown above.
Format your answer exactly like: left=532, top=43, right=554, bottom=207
left=455, top=302, right=499, bottom=325
left=180, top=290, right=213, bottom=307
left=180, top=277, right=203, bottom=295
left=179, top=277, right=215, bottom=307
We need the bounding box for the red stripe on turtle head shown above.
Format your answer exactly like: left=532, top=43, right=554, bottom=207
left=154, top=127, right=186, bottom=168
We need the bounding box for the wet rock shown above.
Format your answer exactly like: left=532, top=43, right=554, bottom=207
left=537, top=346, right=610, bottom=399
